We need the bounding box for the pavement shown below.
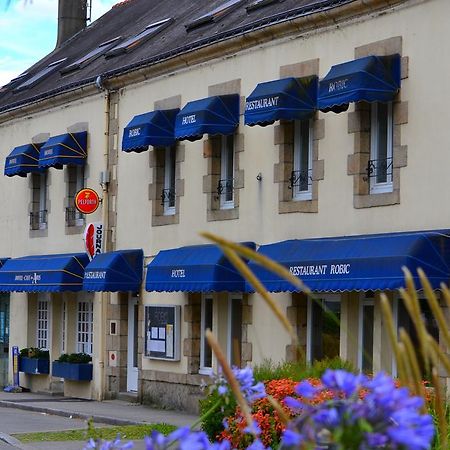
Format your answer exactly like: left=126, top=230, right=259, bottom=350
left=0, top=390, right=198, bottom=450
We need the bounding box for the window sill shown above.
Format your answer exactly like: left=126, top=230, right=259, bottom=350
left=369, top=184, right=393, bottom=195
left=199, top=368, right=213, bottom=376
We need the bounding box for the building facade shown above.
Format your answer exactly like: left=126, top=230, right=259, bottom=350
left=0, top=0, right=448, bottom=410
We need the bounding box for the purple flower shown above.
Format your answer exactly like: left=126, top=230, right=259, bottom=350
left=321, top=369, right=365, bottom=397
left=281, top=429, right=304, bottom=447
left=294, top=380, right=317, bottom=399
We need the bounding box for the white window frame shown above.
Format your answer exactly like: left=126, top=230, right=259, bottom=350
left=292, top=119, right=313, bottom=201
left=67, top=165, right=85, bottom=226
left=199, top=296, right=214, bottom=375
left=163, top=147, right=176, bottom=216
left=219, top=134, right=234, bottom=210
left=226, top=294, right=242, bottom=366
left=357, top=294, right=374, bottom=372
left=36, top=294, right=50, bottom=350
left=76, top=297, right=94, bottom=355
left=306, top=294, right=340, bottom=363
left=370, top=102, right=393, bottom=194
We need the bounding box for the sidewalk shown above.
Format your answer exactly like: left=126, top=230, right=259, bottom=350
left=0, top=391, right=198, bottom=429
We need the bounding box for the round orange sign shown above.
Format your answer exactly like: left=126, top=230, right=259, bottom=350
left=75, top=188, right=100, bottom=214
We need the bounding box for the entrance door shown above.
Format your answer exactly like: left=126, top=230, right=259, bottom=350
left=127, top=295, right=139, bottom=392
left=0, top=295, right=10, bottom=388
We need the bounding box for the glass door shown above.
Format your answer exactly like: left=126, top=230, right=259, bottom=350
left=0, top=295, right=10, bottom=387
left=127, top=295, right=139, bottom=392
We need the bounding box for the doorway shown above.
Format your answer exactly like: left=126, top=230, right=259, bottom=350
left=0, top=295, right=10, bottom=388
left=127, top=295, right=139, bottom=392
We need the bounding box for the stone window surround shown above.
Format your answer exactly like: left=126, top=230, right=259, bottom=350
left=274, top=59, right=325, bottom=214
left=28, top=133, right=50, bottom=238
left=64, top=122, right=89, bottom=235
left=183, top=293, right=252, bottom=375
left=346, top=36, right=409, bottom=209
left=286, top=293, right=307, bottom=361
left=203, top=79, right=244, bottom=222
left=148, top=95, right=185, bottom=227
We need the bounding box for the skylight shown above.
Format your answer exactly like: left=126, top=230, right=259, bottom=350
left=106, top=18, right=173, bottom=57
left=246, top=0, right=284, bottom=12
left=14, top=58, right=67, bottom=92
left=186, top=0, right=243, bottom=31
left=61, top=37, right=121, bottom=74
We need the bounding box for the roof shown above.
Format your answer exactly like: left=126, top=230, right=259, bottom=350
left=0, top=0, right=354, bottom=113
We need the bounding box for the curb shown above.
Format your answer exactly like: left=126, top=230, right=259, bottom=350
left=0, top=400, right=146, bottom=427
left=0, top=431, right=30, bottom=450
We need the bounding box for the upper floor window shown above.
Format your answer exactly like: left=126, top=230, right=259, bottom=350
left=161, top=147, right=176, bottom=216
left=66, top=165, right=85, bottom=227
left=218, top=135, right=234, bottom=209
left=291, top=120, right=312, bottom=201
left=30, top=172, right=47, bottom=231
left=368, top=102, right=393, bottom=194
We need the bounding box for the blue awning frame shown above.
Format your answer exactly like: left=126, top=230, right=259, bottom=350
left=122, top=109, right=180, bottom=153
left=4, top=143, right=42, bottom=177
left=244, top=76, right=318, bottom=127
left=39, top=131, right=88, bottom=169
left=0, top=253, right=89, bottom=292
left=318, top=54, right=401, bottom=113
left=83, top=249, right=144, bottom=292
left=247, top=230, right=450, bottom=293
left=145, top=242, right=256, bottom=293
left=174, top=94, right=240, bottom=142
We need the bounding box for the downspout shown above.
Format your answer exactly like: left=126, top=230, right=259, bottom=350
left=97, top=74, right=110, bottom=401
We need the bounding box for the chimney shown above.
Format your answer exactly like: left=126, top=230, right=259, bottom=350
left=56, top=0, right=88, bottom=48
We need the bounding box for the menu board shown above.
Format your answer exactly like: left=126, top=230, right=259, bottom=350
left=144, top=305, right=180, bottom=360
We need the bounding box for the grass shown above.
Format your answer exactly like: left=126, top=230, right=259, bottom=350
left=13, top=422, right=177, bottom=443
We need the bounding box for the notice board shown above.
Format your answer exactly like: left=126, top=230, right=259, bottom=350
left=144, top=305, right=181, bottom=360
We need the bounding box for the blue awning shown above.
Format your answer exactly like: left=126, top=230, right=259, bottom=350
left=244, top=76, right=317, bottom=127
left=0, top=253, right=89, bottom=292
left=83, top=249, right=144, bottom=292
left=318, top=54, right=401, bottom=113
left=248, top=230, right=450, bottom=292
left=0, top=259, right=9, bottom=268
left=174, top=94, right=239, bottom=142
left=4, top=143, right=42, bottom=177
left=145, top=242, right=256, bottom=292
left=39, top=132, right=87, bottom=169
left=122, top=109, right=179, bottom=153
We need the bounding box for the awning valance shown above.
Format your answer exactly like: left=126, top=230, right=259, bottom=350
left=39, top=131, right=87, bottom=169
left=83, top=249, right=143, bottom=292
left=122, top=109, right=179, bottom=153
left=0, top=253, right=89, bottom=292
left=248, top=230, right=450, bottom=292
left=244, top=76, right=317, bottom=127
left=318, top=54, right=401, bottom=113
left=145, top=242, right=255, bottom=292
left=4, top=143, right=42, bottom=177
left=174, top=94, right=239, bottom=142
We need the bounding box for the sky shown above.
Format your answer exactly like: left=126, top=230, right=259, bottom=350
left=0, top=0, right=119, bottom=87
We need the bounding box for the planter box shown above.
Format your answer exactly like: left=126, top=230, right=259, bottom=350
left=19, top=357, right=49, bottom=375
left=52, top=361, right=93, bottom=381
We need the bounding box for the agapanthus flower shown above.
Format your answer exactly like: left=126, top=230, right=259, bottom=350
left=84, top=436, right=134, bottom=450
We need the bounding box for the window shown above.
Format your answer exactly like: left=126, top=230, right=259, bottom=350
left=161, top=147, right=176, bottom=215
left=290, top=120, right=312, bottom=200
left=200, top=297, right=213, bottom=374
left=227, top=296, right=242, bottom=367
left=66, top=165, right=85, bottom=226
left=307, top=296, right=340, bottom=362
left=358, top=296, right=374, bottom=373
left=106, top=18, right=173, bottom=57
left=246, top=0, right=283, bottom=12
left=368, top=102, right=393, bottom=194
left=14, top=58, right=67, bottom=92
left=218, top=135, right=234, bottom=209
left=61, top=300, right=67, bottom=354
left=186, top=0, right=243, bottom=31
left=61, top=37, right=121, bottom=74
left=30, top=172, right=47, bottom=230
left=77, top=298, right=93, bottom=355
left=37, top=296, right=50, bottom=350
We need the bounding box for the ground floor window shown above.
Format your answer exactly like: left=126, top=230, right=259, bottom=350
left=37, top=295, right=50, bottom=350
left=228, top=296, right=242, bottom=367
left=200, top=296, right=213, bottom=374
left=307, top=295, right=340, bottom=362
left=359, top=295, right=374, bottom=373
left=77, top=298, right=93, bottom=355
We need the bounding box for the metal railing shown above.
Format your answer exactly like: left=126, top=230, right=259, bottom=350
left=217, top=178, right=234, bottom=203
left=288, top=168, right=312, bottom=192
left=65, top=207, right=84, bottom=227
left=365, top=157, right=393, bottom=183
left=161, top=188, right=176, bottom=209
left=29, top=210, right=47, bottom=231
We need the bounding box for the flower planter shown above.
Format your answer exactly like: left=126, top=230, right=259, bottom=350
left=19, top=357, right=49, bottom=375
left=52, top=361, right=93, bottom=381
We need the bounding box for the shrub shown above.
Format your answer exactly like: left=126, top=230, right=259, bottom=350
left=19, top=347, right=49, bottom=360
left=57, top=353, right=92, bottom=364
